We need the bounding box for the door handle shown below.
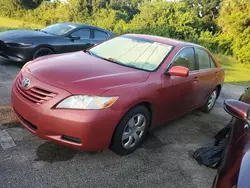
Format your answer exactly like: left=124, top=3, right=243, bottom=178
left=194, top=76, right=199, bottom=81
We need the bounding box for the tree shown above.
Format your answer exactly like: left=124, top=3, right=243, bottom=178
left=20, top=0, right=44, bottom=9
left=184, top=0, right=220, bottom=33
left=218, top=0, right=250, bottom=64
left=0, top=0, right=22, bottom=17
left=128, top=1, right=202, bottom=40
left=67, top=0, right=89, bottom=22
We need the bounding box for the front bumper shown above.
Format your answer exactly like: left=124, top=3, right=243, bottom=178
left=0, top=40, right=33, bottom=63
left=11, top=72, right=125, bottom=151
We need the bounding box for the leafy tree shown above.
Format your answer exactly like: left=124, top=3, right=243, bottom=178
left=128, top=1, right=202, bottom=40
left=67, top=0, right=89, bottom=22
left=20, top=0, right=44, bottom=9
left=0, top=0, right=22, bottom=17
left=184, top=0, right=220, bottom=33
left=218, top=0, right=250, bottom=64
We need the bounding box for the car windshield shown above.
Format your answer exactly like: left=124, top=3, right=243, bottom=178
left=89, top=36, right=174, bottom=71
left=41, top=23, right=77, bottom=35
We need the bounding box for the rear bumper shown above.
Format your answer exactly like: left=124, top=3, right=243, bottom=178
left=11, top=73, right=125, bottom=151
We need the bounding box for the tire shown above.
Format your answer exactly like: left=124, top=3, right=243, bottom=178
left=110, top=105, right=150, bottom=156
left=33, top=47, right=54, bottom=59
left=201, top=88, right=218, bottom=113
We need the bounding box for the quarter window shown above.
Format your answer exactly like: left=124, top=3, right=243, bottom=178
left=172, top=47, right=196, bottom=71
left=94, top=30, right=108, bottom=40
left=70, top=29, right=90, bottom=39
left=196, top=48, right=210, bottom=69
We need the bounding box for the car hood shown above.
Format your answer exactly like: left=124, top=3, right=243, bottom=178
left=0, top=29, right=53, bottom=41
left=25, top=52, right=150, bottom=95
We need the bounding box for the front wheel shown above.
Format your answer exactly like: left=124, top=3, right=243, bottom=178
left=202, top=88, right=218, bottom=113
left=33, top=47, right=54, bottom=59
left=110, top=106, right=150, bottom=156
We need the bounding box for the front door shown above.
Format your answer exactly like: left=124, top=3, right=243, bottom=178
left=65, top=28, right=93, bottom=52
left=159, top=47, right=200, bottom=123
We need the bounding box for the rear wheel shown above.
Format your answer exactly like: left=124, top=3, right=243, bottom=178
left=202, top=88, right=218, bottom=113
left=110, top=106, right=150, bottom=156
left=33, top=47, right=54, bottom=59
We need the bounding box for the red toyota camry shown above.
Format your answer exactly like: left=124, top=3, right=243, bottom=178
left=11, top=34, right=225, bottom=155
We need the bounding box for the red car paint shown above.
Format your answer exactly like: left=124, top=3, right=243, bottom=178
left=11, top=34, right=225, bottom=151
left=214, top=88, right=250, bottom=188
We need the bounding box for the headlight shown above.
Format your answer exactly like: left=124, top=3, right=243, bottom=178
left=4, top=41, right=33, bottom=47
left=56, top=95, right=119, bottom=109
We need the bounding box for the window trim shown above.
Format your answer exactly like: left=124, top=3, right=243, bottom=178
left=165, top=46, right=198, bottom=74
left=209, top=56, right=217, bottom=68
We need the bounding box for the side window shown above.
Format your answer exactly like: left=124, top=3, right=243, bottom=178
left=196, top=48, right=210, bottom=69
left=210, top=56, right=216, bottom=68
left=172, top=47, right=196, bottom=71
left=71, top=29, right=90, bottom=39
left=94, top=30, right=108, bottom=40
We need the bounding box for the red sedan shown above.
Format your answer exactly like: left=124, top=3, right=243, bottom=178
left=11, top=34, right=225, bottom=155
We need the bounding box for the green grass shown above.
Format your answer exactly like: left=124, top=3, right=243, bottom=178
left=0, top=16, right=43, bottom=32
left=215, top=54, right=250, bottom=86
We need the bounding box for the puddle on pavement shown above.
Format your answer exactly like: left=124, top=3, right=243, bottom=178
left=142, top=133, right=166, bottom=150
left=0, top=105, right=20, bottom=127
left=35, top=142, right=78, bottom=163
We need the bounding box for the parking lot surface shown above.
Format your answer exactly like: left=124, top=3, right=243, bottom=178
left=0, top=61, right=247, bottom=188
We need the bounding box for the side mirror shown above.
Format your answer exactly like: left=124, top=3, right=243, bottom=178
left=69, top=35, right=80, bottom=40
left=168, top=66, right=189, bottom=77
left=224, top=99, right=250, bottom=125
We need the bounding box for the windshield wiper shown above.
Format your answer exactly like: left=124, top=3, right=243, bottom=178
left=84, top=49, right=92, bottom=55
left=39, top=29, right=48, bottom=34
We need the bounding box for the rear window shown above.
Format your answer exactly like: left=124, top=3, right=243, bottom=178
left=196, top=48, right=210, bottom=69
left=94, top=30, right=108, bottom=40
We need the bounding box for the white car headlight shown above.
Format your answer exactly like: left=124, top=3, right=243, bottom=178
left=56, top=95, right=118, bottom=109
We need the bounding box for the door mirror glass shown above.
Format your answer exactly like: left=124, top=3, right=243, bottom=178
left=224, top=99, right=250, bottom=124
left=168, top=66, right=189, bottom=77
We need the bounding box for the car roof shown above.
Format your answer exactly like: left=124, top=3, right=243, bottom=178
left=58, top=22, right=115, bottom=35
left=123, top=34, right=204, bottom=48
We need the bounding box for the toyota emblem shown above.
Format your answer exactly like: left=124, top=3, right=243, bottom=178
left=22, top=78, right=30, bottom=88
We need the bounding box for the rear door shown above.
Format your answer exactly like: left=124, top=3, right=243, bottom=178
left=194, top=48, right=218, bottom=106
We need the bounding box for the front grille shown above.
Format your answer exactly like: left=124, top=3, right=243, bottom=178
left=15, top=75, right=57, bottom=105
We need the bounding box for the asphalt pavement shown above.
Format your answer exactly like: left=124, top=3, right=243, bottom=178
left=0, top=61, right=247, bottom=188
